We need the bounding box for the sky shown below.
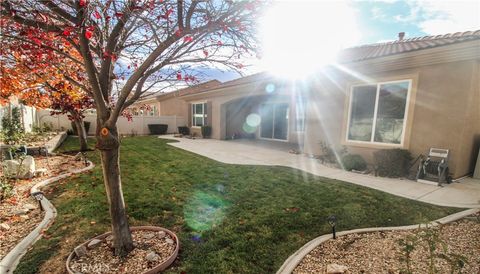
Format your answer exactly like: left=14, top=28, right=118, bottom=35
left=208, top=0, right=480, bottom=82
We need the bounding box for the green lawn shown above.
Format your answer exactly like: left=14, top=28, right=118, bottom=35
left=16, top=136, right=461, bottom=273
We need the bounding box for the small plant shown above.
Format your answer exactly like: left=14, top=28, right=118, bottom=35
left=318, top=141, right=347, bottom=166
left=373, top=148, right=412, bottom=177
left=341, top=154, right=367, bottom=171
left=0, top=107, right=25, bottom=144
left=0, top=176, right=14, bottom=201
left=201, top=125, right=212, bottom=138
left=398, top=234, right=419, bottom=274
left=178, top=126, right=190, bottom=136
left=397, top=223, right=468, bottom=274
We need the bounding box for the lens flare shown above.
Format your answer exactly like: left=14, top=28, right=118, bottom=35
left=184, top=191, right=229, bottom=232
left=246, top=113, right=261, bottom=127
left=265, top=83, right=275, bottom=93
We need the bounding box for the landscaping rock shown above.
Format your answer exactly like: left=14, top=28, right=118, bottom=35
left=326, top=263, right=348, bottom=274
left=34, top=168, right=48, bottom=177
left=74, top=245, right=88, bottom=258
left=145, top=251, right=159, bottom=262
left=87, top=239, right=103, bottom=249
left=143, top=232, right=155, bottom=240
left=22, top=155, right=36, bottom=178
left=157, top=231, right=166, bottom=239
left=165, top=238, right=174, bottom=245
left=13, top=209, right=30, bottom=216
left=0, top=223, right=11, bottom=230
left=24, top=203, right=37, bottom=210
left=3, top=160, right=20, bottom=178
left=3, top=156, right=36, bottom=179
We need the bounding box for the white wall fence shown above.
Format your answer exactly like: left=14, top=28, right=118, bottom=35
left=37, top=110, right=186, bottom=135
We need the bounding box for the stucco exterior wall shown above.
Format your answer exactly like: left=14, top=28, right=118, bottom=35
left=303, top=59, right=480, bottom=178
left=159, top=96, right=188, bottom=117
left=184, top=81, right=305, bottom=144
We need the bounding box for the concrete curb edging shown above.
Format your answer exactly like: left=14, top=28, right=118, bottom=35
left=277, top=208, right=480, bottom=274
left=44, top=131, right=68, bottom=154
left=0, top=161, right=95, bottom=274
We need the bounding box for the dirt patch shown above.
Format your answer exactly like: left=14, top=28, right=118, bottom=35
left=69, top=230, right=177, bottom=274
left=294, top=217, right=480, bottom=273
left=0, top=154, right=87, bottom=260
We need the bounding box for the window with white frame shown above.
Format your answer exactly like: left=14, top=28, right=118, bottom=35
left=347, top=80, right=410, bottom=145
left=192, top=102, right=207, bottom=127
left=295, top=97, right=306, bottom=132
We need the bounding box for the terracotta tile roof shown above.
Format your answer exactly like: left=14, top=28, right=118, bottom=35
left=338, top=29, right=480, bottom=63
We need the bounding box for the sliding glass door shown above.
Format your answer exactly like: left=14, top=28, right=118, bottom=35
left=260, top=103, right=289, bottom=141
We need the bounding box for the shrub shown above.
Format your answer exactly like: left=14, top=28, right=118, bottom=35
left=178, top=126, right=190, bottom=135
left=71, top=121, right=91, bottom=135
left=318, top=141, right=347, bottom=165
left=201, top=126, right=212, bottom=138
left=373, top=149, right=412, bottom=177
left=0, top=107, right=24, bottom=144
left=341, top=154, right=367, bottom=171
left=147, top=124, right=168, bottom=135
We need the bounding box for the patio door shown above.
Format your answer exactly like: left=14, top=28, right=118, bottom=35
left=260, top=103, right=289, bottom=141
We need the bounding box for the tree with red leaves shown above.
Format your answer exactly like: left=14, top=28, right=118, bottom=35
left=1, top=0, right=260, bottom=257
left=0, top=25, right=93, bottom=151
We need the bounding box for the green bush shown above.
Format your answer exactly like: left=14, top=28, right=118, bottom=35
left=148, top=124, right=168, bottom=135
left=178, top=126, right=190, bottom=135
left=318, top=141, right=347, bottom=165
left=201, top=125, right=212, bottom=138
left=1, top=107, right=24, bottom=144
left=373, top=149, right=412, bottom=177
left=341, top=154, right=367, bottom=171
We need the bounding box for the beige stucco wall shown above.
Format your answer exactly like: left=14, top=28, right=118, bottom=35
left=159, top=96, right=188, bottom=117
left=303, top=59, right=480, bottom=178
left=184, top=81, right=306, bottom=144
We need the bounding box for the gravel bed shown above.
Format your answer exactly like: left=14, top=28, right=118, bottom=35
left=70, top=230, right=177, bottom=274
left=0, top=155, right=87, bottom=260
left=294, top=217, right=480, bottom=273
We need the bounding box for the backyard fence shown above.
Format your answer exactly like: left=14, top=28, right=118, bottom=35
left=37, top=109, right=186, bottom=135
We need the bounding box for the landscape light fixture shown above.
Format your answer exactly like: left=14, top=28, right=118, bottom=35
left=327, top=215, right=337, bottom=239
left=31, top=191, right=44, bottom=211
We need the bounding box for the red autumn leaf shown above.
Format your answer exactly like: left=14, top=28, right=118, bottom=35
left=217, top=41, right=223, bottom=46
left=115, top=12, right=123, bottom=17
left=183, top=36, right=193, bottom=43
left=176, top=71, right=182, bottom=80
left=87, top=26, right=95, bottom=31
left=32, top=37, right=42, bottom=46
left=203, top=50, right=209, bottom=57
left=85, top=30, right=93, bottom=40
left=79, top=0, right=87, bottom=7
left=94, top=10, right=102, bottom=19
left=62, top=29, right=71, bottom=36
left=174, top=29, right=182, bottom=37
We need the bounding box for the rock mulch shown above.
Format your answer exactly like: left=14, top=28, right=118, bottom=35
left=69, top=230, right=177, bottom=274
left=294, top=217, right=480, bottom=274
left=0, top=154, right=87, bottom=260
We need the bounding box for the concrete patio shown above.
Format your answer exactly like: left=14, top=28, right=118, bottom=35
left=160, top=136, right=480, bottom=208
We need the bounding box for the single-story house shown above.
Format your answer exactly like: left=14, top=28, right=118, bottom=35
left=145, top=30, right=480, bottom=179
left=129, top=80, right=221, bottom=117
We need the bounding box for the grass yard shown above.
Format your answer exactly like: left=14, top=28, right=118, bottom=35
left=15, top=136, right=461, bottom=274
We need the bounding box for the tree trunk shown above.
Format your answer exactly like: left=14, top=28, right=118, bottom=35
left=74, top=118, right=88, bottom=152
left=96, top=123, right=134, bottom=257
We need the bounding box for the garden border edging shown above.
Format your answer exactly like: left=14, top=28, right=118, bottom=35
left=277, top=208, right=480, bottom=274
left=0, top=160, right=95, bottom=274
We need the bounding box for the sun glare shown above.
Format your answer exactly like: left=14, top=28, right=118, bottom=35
left=258, top=1, right=361, bottom=79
